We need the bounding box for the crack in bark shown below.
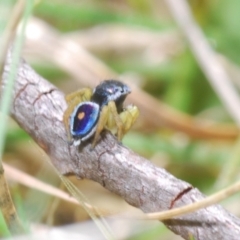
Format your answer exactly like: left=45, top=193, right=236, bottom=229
left=32, top=88, right=59, bottom=132
left=170, top=186, right=193, bottom=209
left=32, top=88, right=56, bottom=106
left=13, top=82, right=34, bottom=110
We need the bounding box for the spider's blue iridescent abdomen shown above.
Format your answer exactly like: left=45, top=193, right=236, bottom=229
left=70, top=102, right=100, bottom=141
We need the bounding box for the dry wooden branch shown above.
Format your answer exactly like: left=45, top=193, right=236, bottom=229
left=2, top=51, right=240, bottom=240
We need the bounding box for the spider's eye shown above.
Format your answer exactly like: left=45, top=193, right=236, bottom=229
left=115, top=86, right=125, bottom=94
left=116, top=87, right=123, bottom=94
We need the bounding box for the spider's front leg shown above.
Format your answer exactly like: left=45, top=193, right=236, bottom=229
left=63, top=88, right=92, bottom=142
left=91, top=105, right=109, bottom=148
left=108, top=101, right=124, bottom=141
left=91, top=101, right=139, bottom=148
left=119, top=105, right=139, bottom=136
left=91, top=101, right=123, bottom=148
left=106, top=102, right=139, bottom=140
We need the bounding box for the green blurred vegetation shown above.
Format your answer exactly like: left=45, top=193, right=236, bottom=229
left=2, top=0, right=240, bottom=239
left=0, top=212, right=11, bottom=237
left=34, top=1, right=168, bottom=31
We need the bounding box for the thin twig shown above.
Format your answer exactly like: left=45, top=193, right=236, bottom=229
left=146, top=179, right=240, bottom=220
left=0, top=165, right=24, bottom=234
left=3, top=163, right=89, bottom=208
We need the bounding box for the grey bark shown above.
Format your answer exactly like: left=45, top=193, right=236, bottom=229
left=2, top=51, right=240, bottom=240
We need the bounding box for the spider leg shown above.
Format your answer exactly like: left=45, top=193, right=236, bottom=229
left=119, top=105, right=139, bottom=136
left=108, top=101, right=124, bottom=141
left=65, top=87, right=92, bottom=103
left=63, top=88, right=92, bottom=142
left=91, top=105, right=109, bottom=148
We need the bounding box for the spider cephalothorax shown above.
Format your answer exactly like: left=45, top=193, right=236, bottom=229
left=91, top=80, right=130, bottom=111
left=63, top=80, right=139, bottom=147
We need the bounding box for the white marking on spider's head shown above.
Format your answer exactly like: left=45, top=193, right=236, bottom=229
left=107, top=84, right=131, bottom=102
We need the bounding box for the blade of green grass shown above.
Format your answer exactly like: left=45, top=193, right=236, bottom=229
left=0, top=0, right=33, bottom=235
left=0, top=0, right=33, bottom=161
